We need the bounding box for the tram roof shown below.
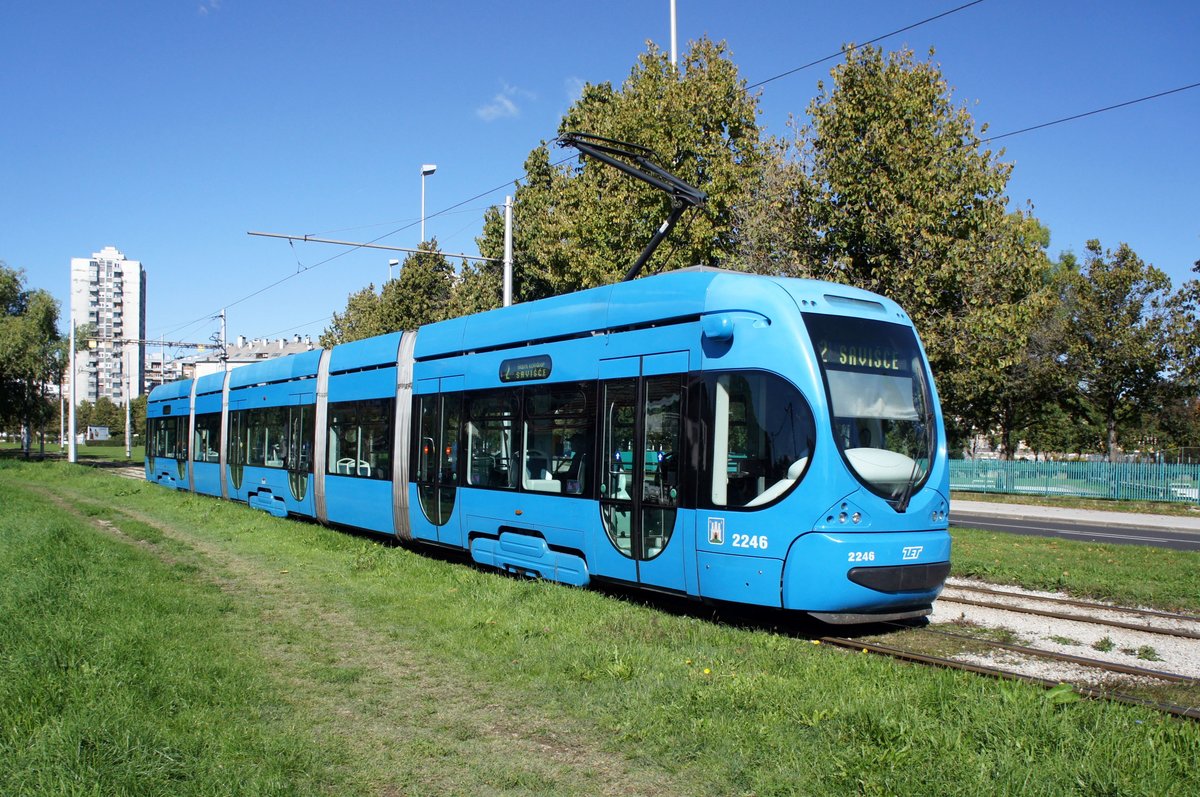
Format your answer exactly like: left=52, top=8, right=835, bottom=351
left=227, top=347, right=323, bottom=389
left=147, top=378, right=193, bottom=402
left=414, top=267, right=909, bottom=360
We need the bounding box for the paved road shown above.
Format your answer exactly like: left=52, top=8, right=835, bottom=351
left=951, top=499, right=1200, bottom=552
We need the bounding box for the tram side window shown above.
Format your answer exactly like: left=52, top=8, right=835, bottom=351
left=287, top=404, right=315, bottom=473
left=463, top=390, right=519, bottom=490
left=149, top=416, right=171, bottom=458
left=230, top=406, right=314, bottom=472
left=245, top=407, right=287, bottom=467
left=522, top=382, right=595, bottom=496
left=704, top=371, right=816, bottom=509
left=150, top=415, right=187, bottom=459
left=327, top=398, right=393, bottom=479
left=192, top=412, right=221, bottom=463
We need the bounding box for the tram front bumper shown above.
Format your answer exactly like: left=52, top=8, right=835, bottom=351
left=781, top=529, right=951, bottom=619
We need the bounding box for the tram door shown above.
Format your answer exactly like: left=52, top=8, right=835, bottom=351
left=226, top=398, right=246, bottom=501
left=413, top=376, right=463, bottom=547
left=596, top=352, right=687, bottom=592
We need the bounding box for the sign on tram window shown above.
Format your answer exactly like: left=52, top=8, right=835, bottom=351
left=499, top=355, right=552, bottom=383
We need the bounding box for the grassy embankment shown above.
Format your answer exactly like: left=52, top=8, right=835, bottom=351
left=2, top=460, right=1198, bottom=796
left=0, top=441, right=145, bottom=463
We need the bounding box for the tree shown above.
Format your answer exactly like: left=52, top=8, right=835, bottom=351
left=0, top=262, right=63, bottom=453
left=469, top=37, right=768, bottom=305
left=321, top=241, right=457, bottom=346
left=740, top=46, right=1051, bottom=441
left=1060, top=240, right=1188, bottom=461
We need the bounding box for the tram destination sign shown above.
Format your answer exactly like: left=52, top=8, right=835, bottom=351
left=499, top=355, right=553, bottom=383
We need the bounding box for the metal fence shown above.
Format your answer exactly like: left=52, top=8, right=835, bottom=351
left=949, top=460, right=1200, bottom=504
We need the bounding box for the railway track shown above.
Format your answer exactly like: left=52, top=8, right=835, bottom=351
left=819, top=634, right=1200, bottom=720
left=827, top=580, right=1200, bottom=720
left=939, top=582, right=1200, bottom=640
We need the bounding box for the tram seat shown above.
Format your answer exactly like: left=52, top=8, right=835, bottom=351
left=335, top=457, right=371, bottom=476
left=745, top=457, right=808, bottom=507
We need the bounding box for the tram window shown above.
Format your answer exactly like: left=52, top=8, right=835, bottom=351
left=232, top=406, right=313, bottom=472
left=327, top=398, right=393, bottom=479
left=463, top=390, right=519, bottom=490
left=228, top=410, right=247, bottom=466
left=286, top=404, right=315, bottom=473
left=415, top=392, right=460, bottom=525
left=803, top=313, right=934, bottom=501
left=245, top=407, right=287, bottom=467
left=150, top=415, right=188, bottom=460
left=643, top=376, right=682, bottom=509
left=150, top=417, right=172, bottom=458
left=192, top=412, right=221, bottom=463
left=522, top=382, right=595, bottom=496
left=703, top=371, right=815, bottom=509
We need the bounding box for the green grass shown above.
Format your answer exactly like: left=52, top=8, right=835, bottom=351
left=0, top=441, right=145, bottom=463
left=2, top=460, right=1199, bottom=796
left=0, top=471, right=331, bottom=795
left=949, top=526, right=1200, bottom=614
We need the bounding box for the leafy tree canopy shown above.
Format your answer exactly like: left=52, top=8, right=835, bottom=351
left=321, top=241, right=457, bottom=346
left=1059, top=240, right=1190, bottom=460
left=469, top=37, right=768, bottom=306
left=738, top=45, right=1053, bottom=435
left=0, top=262, right=63, bottom=435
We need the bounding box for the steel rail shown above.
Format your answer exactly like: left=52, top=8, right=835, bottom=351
left=820, top=636, right=1200, bottom=721
left=912, top=625, right=1198, bottom=683
left=946, top=583, right=1200, bottom=624
left=938, top=596, right=1200, bottom=640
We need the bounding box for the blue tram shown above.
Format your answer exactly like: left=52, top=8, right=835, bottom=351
left=146, top=267, right=951, bottom=623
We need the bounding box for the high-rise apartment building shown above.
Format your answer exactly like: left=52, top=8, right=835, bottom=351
left=70, top=246, right=147, bottom=404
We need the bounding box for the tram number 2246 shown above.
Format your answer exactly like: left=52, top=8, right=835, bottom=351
left=732, top=534, right=769, bottom=550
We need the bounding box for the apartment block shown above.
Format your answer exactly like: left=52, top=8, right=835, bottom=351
left=70, top=246, right=147, bottom=404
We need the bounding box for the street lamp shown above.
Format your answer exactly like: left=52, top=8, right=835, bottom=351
left=387, top=258, right=399, bottom=284
left=420, top=163, right=437, bottom=244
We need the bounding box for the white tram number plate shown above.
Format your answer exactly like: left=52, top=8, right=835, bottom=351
left=848, top=551, right=876, bottom=562
left=732, top=534, right=768, bottom=550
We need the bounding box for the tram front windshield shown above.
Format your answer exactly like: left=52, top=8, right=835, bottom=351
left=803, top=313, right=935, bottom=505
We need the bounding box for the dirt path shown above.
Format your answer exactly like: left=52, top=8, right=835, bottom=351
left=35, top=484, right=688, bottom=797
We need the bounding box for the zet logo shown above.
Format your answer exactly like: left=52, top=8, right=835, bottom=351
left=902, top=546, right=923, bottom=561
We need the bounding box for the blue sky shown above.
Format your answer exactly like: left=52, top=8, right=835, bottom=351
left=2, top=1, right=1197, bottom=353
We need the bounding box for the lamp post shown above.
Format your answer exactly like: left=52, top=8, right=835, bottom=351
left=68, top=316, right=76, bottom=463
left=388, top=258, right=399, bottom=284
left=420, top=163, right=437, bottom=244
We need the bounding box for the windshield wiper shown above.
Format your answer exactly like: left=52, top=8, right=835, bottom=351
left=895, top=407, right=935, bottom=513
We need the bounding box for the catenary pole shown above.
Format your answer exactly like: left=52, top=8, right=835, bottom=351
left=124, top=366, right=131, bottom=458
left=503, top=196, right=514, bottom=307
left=68, top=315, right=77, bottom=463
left=670, top=0, right=677, bottom=66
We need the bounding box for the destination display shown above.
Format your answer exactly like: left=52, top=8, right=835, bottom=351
left=815, top=339, right=910, bottom=373
left=499, top=355, right=552, bottom=383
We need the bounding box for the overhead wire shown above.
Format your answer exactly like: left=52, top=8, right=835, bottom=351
left=981, top=81, right=1200, bottom=142
left=744, top=0, right=988, bottom=92
left=186, top=0, right=1192, bottom=340
left=180, top=1, right=993, bottom=340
